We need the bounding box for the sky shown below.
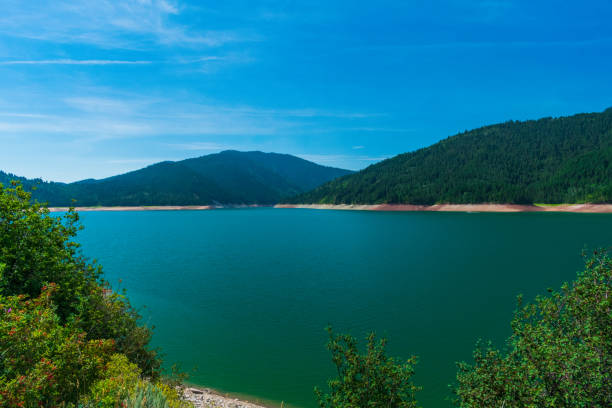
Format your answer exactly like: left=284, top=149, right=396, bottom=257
left=1, top=0, right=611, bottom=182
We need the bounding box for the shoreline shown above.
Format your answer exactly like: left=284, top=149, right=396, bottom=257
left=274, top=203, right=612, bottom=213
left=47, top=204, right=269, bottom=212
left=45, top=203, right=612, bottom=213
left=183, top=385, right=278, bottom=408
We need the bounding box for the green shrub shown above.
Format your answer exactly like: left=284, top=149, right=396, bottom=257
left=0, top=182, right=187, bottom=407
left=81, top=354, right=190, bottom=408
left=315, top=327, right=420, bottom=408
left=125, top=381, right=190, bottom=408
left=0, top=182, right=160, bottom=376
left=72, top=285, right=160, bottom=378
left=80, top=354, right=141, bottom=408
left=0, top=284, right=114, bottom=407
left=454, top=250, right=612, bottom=407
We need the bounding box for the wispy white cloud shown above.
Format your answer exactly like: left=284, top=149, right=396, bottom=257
left=422, top=38, right=612, bottom=49
left=0, top=0, right=250, bottom=49
left=157, top=0, right=179, bottom=15
left=342, top=127, right=414, bottom=132
left=338, top=37, right=612, bottom=57
left=174, top=52, right=256, bottom=73
left=359, top=156, right=388, bottom=161
left=0, top=59, right=152, bottom=65
left=0, top=118, right=154, bottom=137
left=106, top=157, right=178, bottom=164
left=0, top=95, right=369, bottom=141
left=0, top=89, right=391, bottom=176
left=297, top=154, right=389, bottom=165
left=0, top=112, right=53, bottom=119
left=281, top=109, right=380, bottom=119
left=63, top=96, right=158, bottom=114
left=352, top=145, right=364, bottom=149
left=195, top=56, right=226, bottom=62
left=181, top=105, right=381, bottom=119
left=166, top=142, right=238, bottom=151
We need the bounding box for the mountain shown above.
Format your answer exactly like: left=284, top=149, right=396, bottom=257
left=289, top=108, right=612, bottom=205
left=0, top=151, right=353, bottom=206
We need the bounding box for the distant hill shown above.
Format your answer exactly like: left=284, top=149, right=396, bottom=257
left=0, top=151, right=353, bottom=206
left=289, top=108, right=612, bottom=205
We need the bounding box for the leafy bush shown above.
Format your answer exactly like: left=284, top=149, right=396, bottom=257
left=80, top=354, right=141, bottom=407
left=125, top=381, right=190, bottom=408
left=454, top=250, right=612, bottom=407
left=0, top=182, right=95, bottom=319
left=82, top=354, right=189, bottom=408
left=315, top=327, right=420, bottom=408
left=0, top=181, right=172, bottom=406
left=0, top=182, right=160, bottom=376
left=0, top=284, right=114, bottom=407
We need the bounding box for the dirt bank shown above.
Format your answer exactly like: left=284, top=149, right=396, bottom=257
left=274, top=203, right=612, bottom=213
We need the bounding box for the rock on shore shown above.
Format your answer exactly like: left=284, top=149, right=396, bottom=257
left=183, top=387, right=271, bottom=408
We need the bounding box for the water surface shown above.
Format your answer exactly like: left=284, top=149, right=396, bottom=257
left=77, top=208, right=612, bottom=407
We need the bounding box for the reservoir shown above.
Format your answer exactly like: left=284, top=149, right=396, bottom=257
left=76, top=208, right=612, bottom=407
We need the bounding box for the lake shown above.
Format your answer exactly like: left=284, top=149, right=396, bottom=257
left=76, top=208, right=612, bottom=407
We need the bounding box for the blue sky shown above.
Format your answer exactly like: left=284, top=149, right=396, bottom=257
left=1, top=0, right=611, bottom=182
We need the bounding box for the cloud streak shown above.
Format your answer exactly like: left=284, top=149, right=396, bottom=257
left=0, top=0, right=250, bottom=49
left=166, top=142, right=239, bottom=151
left=0, top=59, right=152, bottom=65
left=0, top=90, right=392, bottom=153
left=297, top=154, right=389, bottom=164
left=341, top=37, right=612, bottom=55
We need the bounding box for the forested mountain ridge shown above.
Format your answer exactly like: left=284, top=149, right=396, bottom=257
left=288, top=108, right=612, bottom=205
left=0, top=151, right=352, bottom=206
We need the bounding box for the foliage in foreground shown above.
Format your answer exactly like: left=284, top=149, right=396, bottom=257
left=0, top=182, right=160, bottom=375
left=0, top=182, right=187, bottom=407
left=0, top=284, right=114, bottom=406
left=315, top=327, right=420, bottom=408
left=454, top=250, right=612, bottom=407
left=0, top=285, right=186, bottom=408
left=81, top=354, right=189, bottom=408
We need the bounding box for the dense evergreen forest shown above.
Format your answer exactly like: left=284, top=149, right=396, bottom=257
left=0, top=151, right=352, bottom=206
left=290, top=108, right=612, bottom=205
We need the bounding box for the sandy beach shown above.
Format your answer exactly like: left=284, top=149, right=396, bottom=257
left=274, top=203, right=612, bottom=213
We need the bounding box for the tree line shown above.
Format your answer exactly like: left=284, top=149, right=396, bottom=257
left=291, top=108, right=612, bottom=205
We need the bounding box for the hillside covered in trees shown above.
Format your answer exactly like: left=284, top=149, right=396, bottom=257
left=0, top=151, right=352, bottom=206
left=289, top=108, right=612, bottom=205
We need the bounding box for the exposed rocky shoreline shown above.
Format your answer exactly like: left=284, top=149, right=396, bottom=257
left=46, top=203, right=612, bottom=213
left=47, top=204, right=268, bottom=212
left=274, top=203, right=612, bottom=213
left=183, top=386, right=273, bottom=408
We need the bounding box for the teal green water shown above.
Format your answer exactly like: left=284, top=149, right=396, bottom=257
left=76, top=208, right=612, bottom=408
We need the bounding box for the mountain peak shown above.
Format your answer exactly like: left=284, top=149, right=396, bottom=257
left=1, top=152, right=352, bottom=206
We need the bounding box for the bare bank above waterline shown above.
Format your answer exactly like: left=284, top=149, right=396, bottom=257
left=47, top=204, right=269, bottom=212
left=45, top=203, right=612, bottom=213
left=274, top=203, right=612, bottom=213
